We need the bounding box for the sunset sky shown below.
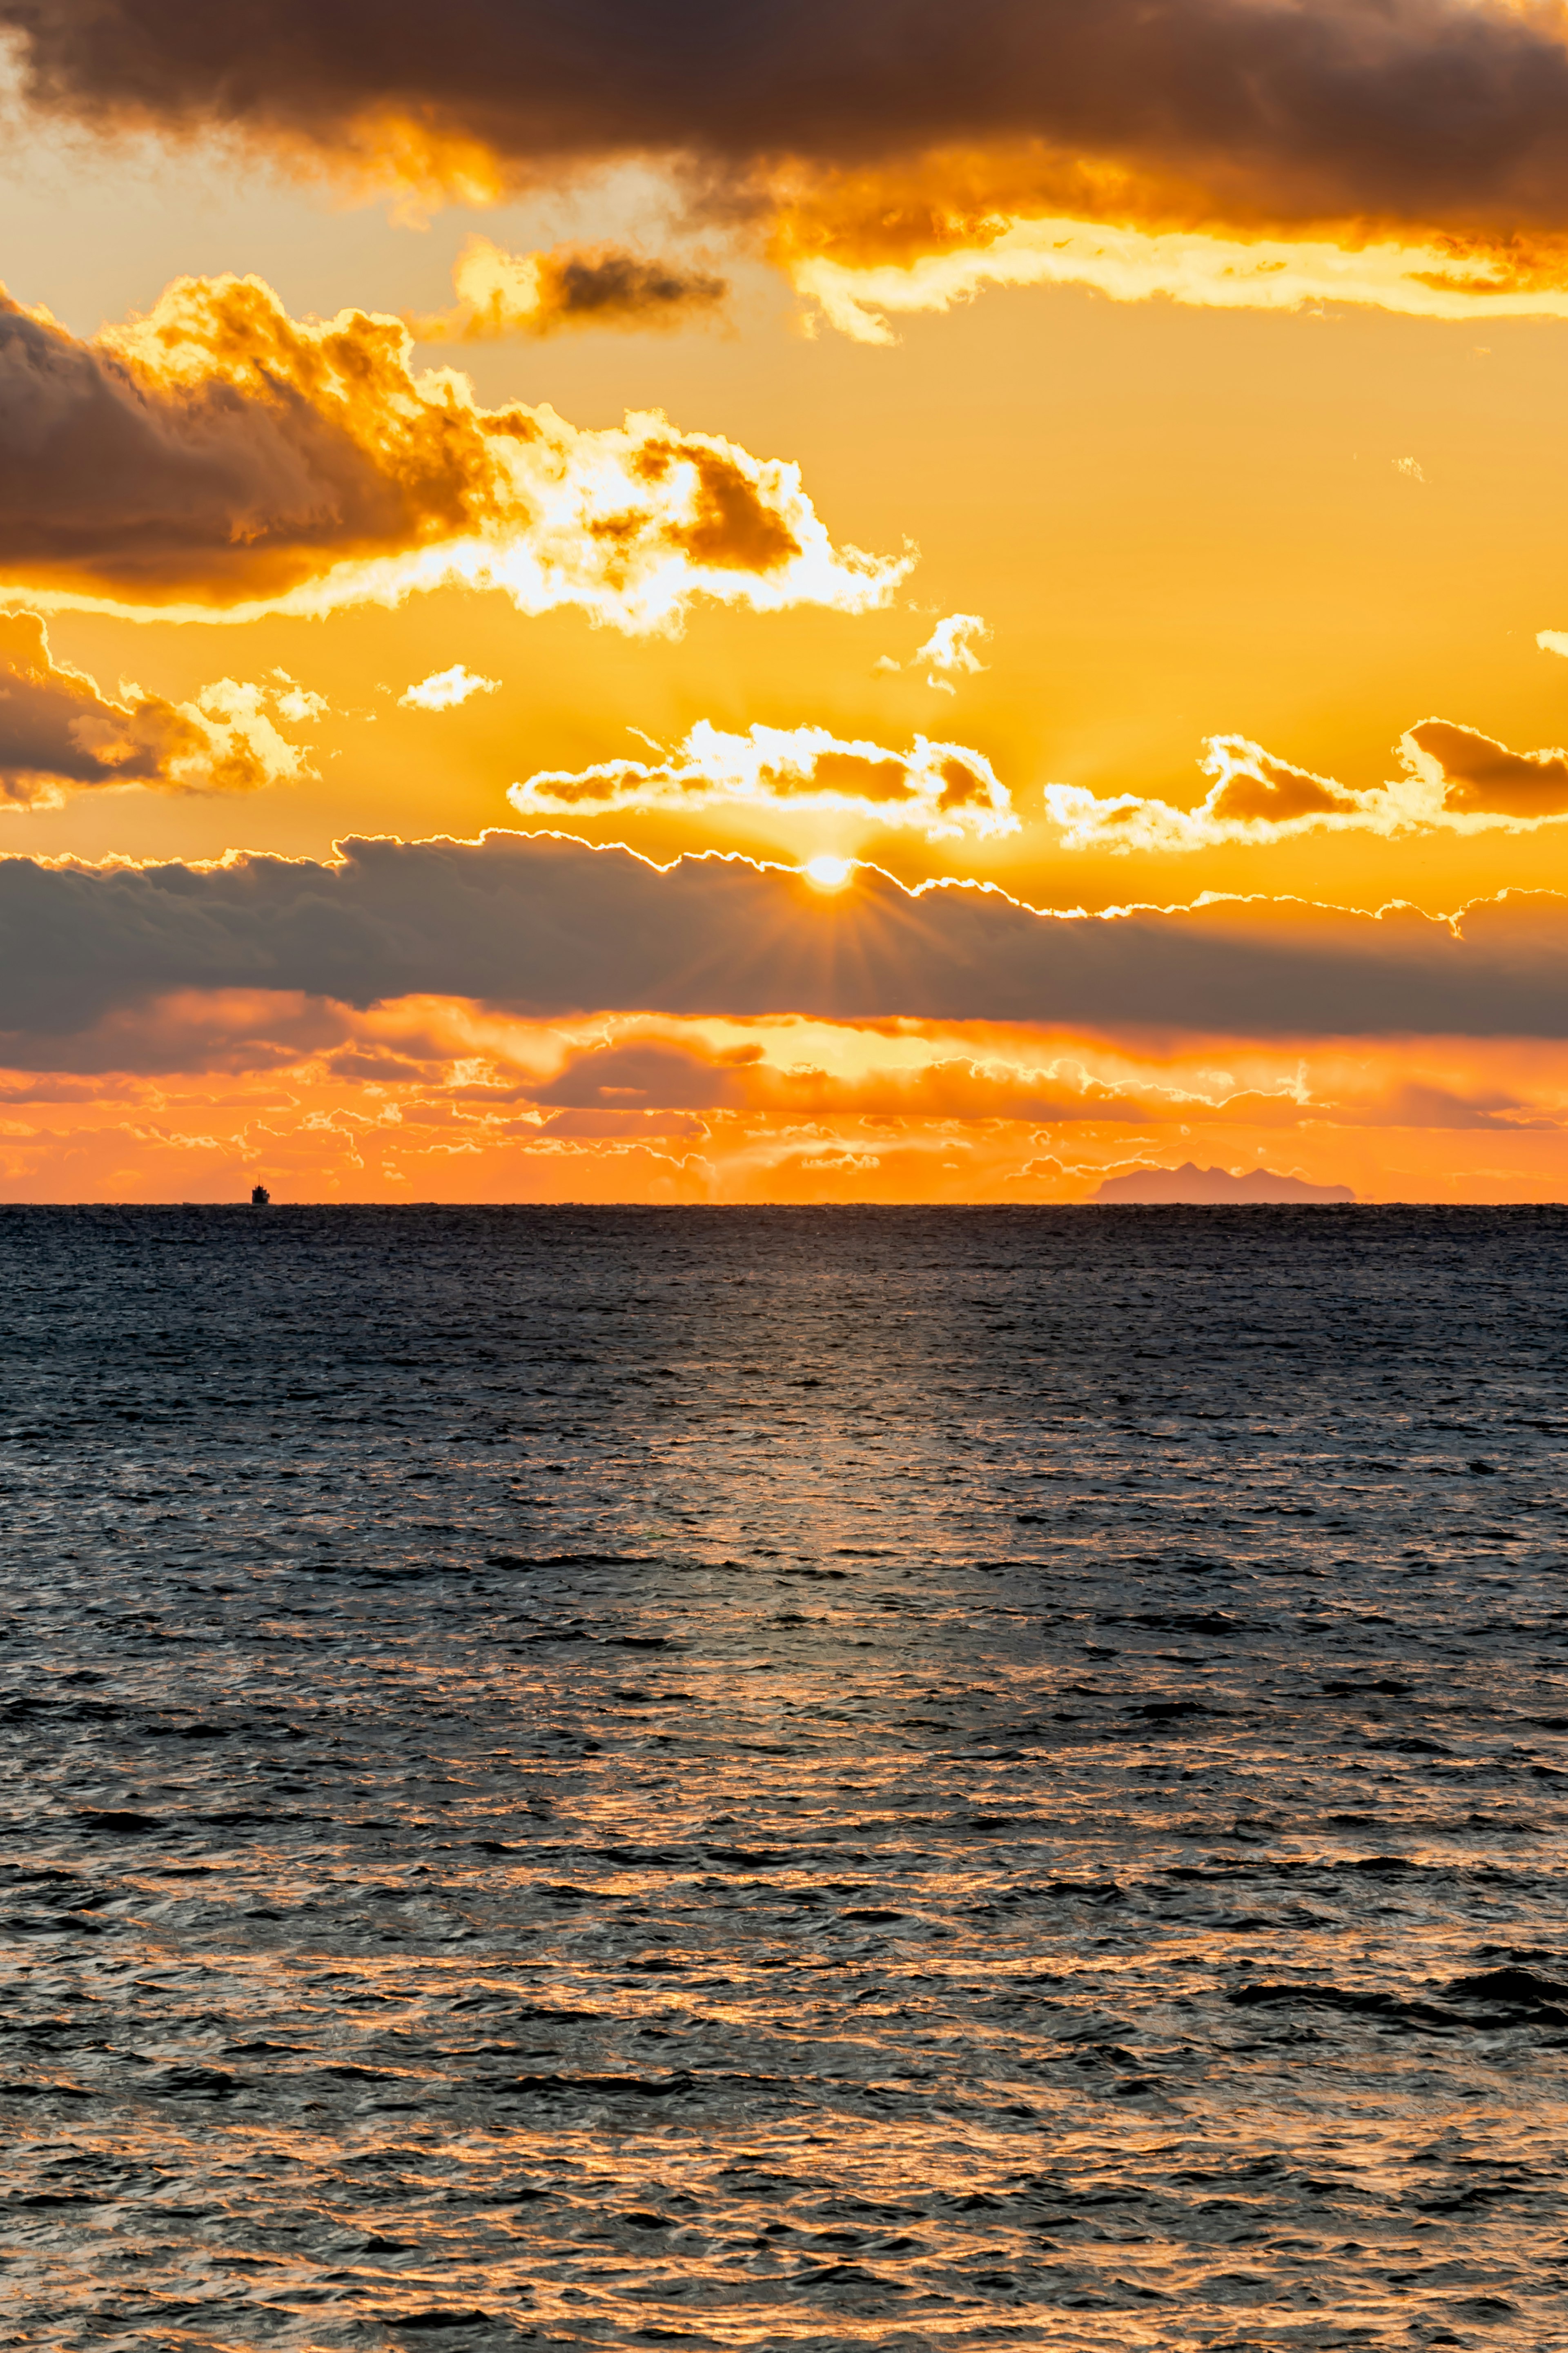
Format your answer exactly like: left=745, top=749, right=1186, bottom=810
left=6, top=0, right=1568, bottom=1202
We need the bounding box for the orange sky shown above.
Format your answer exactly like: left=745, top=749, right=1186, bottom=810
left=5, top=11, right=1568, bottom=1201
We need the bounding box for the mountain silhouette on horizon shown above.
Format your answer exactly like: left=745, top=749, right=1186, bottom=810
left=1095, top=1161, right=1356, bottom=1205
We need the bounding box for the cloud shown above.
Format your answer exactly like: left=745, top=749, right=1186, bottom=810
left=784, top=213, right=1568, bottom=342
left=270, top=670, right=327, bottom=723
left=527, top=1039, right=755, bottom=1111
left=7, top=832, right=1568, bottom=1048
left=1046, top=735, right=1381, bottom=852
left=399, top=664, right=499, bottom=712
left=1403, top=720, right=1568, bottom=817
left=412, top=237, right=728, bottom=340
left=0, top=272, right=906, bottom=625
left=1044, top=721, right=1568, bottom=850
left=0, top=608, right=311, bottom=806
left=506, top=721, right=1017, bottom=839
left=916, top=612, right=989, bottom=692
left=518, top=1032, right=1148, bottom=1121
left=16, top=1, right=1568, bottom=321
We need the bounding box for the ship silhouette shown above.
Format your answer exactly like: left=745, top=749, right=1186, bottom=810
left=250, top=1183, right=270, bottom=1207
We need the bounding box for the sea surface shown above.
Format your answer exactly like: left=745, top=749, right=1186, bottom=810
left=2, top=1204, right=1567, bottom=2352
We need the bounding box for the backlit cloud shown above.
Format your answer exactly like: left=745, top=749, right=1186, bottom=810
left=1045, top=722, right=1568, bottom=850
left=16, top=1, right=1568, bottom=323
left=6, top=832, right=1568, bottom=1046
left=506, top=722, right=1017, bottom=839
left=782, top=208, right=1568, bottom=341
left=399, top=664, right=499, bottom=712
left=916, top=612, right=989, bottom=692
left=1403, top=720, right=1568, bottom=817
left=0, top=272, right=906, bottom=625
left=0, top=609, right=311, bottom=806
left=412, top=238, right=728, bottom=340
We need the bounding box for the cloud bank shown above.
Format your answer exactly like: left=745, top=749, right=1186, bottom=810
left=507, top=723, right=1016, bottom=839
left=0, top=609, right=310, bottom=805
left=5, top=832, right=1568, bottom=1049
left=0, top=273, right=904, bottom=624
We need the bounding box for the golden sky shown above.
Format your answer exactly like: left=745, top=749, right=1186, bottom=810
left=4, top=2, right=1568, bottom=1202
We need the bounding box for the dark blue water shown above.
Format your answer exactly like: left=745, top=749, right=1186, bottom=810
left=2, top=1206, right=1567, bottom=2350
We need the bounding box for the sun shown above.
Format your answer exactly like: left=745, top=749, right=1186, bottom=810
left=803, top=854, right=853, bottom=890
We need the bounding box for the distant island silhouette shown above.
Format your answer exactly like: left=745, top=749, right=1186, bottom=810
left=1094, top=1162, right=1355, bottom=1205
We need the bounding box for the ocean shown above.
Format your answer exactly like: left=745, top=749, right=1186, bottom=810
left=2, top=1204, right=1566, bottom=2350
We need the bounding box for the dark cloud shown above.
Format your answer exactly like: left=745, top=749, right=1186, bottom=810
left=1405, top=718, right=1568, bottom=816
left=7, top=0, right=1568, bottom=236
left=547, top=250, right=722, bottom=321
left=526, top=1039, right=753, bottom=1110
left=524, top=1035, right=1147, bottom=1121
left=4, top=833, right=1568, bottom=1053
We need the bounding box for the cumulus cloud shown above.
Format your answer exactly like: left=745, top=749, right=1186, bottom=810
left=5, top=832, right=1568, bottom=1047
left=15, top=1, right=1568, bottom=323
left=916, top=612, right=989, bottom=692
left=270, top=670, right=327, bottom=723
left=1044, top=721, right=1568, bottom=850
left=9, top=0, right=1568, bottom=231
left=506, top=722, right=1017, bottom=839
left=0, top=608, right=311, bottom=806
left=0, top=272, right=906, bottom=625
left=412, top=237, right=728, bottom=340
left=399, top=664, right=499, bottom=712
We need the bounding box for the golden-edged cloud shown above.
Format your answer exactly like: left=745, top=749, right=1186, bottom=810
left=15, top=1, right=1568, bottom=324
left=400, top=664, right=499, bottom=712
left=7, top=832, right=1568, bottom=1047
left=507, top=722, right=1016, bottom=839
left=0, top=272, right=905, bottom=624
left=786, top=212, right=1568, bottom=340
left=0, top=609, right=312, bottom=805
left=412, top=238, right=728, bottom=340
left=1045, top=722, right=1568, bottom=850
left=916, top=612, right=989, bottom=692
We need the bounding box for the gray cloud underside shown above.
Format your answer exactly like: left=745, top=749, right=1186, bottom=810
left=0, top=297, right=429, bottom=595
left=3, top=833, right=1567, bottom=1044
left=7, top=0, right=1568, bottom=228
